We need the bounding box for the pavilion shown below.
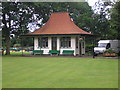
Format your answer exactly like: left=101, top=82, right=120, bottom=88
left=23, top=12, right=93, bottom=56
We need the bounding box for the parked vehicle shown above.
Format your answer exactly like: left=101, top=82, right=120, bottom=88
left=94, top=40, right=120, bottom=55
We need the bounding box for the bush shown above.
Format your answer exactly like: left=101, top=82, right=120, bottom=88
left=104, top=49, right=116, bottom=53
left=86, top=44, right=96, bottom=48
left=13, top=44, right=21, bottom=47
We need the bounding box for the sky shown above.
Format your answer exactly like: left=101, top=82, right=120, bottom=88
left=87, top=0, right=99, bottom=6
left=88, top=0, right=118, bottom=6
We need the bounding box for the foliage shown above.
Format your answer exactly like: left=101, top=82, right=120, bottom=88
left=109, top=1, right=120, bottom=39
left=2, top=2, right=33, bottom=36
left=104, top=49, right=116, bottom=53
left=86, top=44, right=96, bottom=49
left=2, top=2, right=34, bottom=55
left=13, top=44, right=21, bottom=47
left=92, top=1, right=113, bottom=39
left=85, top=44, right=97, bottom=55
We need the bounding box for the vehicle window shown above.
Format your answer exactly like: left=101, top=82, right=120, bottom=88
left=98, top=43, right=107, bottom=47
left=106, top=43, right=111, bottom=49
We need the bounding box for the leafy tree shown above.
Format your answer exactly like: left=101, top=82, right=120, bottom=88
left=2, top=2, right=34, bottom=55
left=110, top=1, right=120, bottom=39
left=91, top=1, right=113, bottom=40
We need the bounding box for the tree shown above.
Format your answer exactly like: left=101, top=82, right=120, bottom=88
left=2, top=2, right=34, bottom=55
left=91, top=1, right=113, bottom=40
left=110, top=1, right=120, bottom=39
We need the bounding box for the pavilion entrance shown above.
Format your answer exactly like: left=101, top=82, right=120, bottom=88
left=52, top=37, right=57, bottom=50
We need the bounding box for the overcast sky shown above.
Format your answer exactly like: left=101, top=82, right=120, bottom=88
left=87, top=0, right=99, bottom=6
left=87, top=0, right=97, bottom=6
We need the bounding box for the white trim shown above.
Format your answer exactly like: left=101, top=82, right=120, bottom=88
left=34, top=35, right=85, bottom=55
left=71, top=37, right=76, bottom=56
left=48, top=37, right=52, bottom=50
left=57, top=37, right=60, bottom=50
left=34, top=37, right=39, bottom=50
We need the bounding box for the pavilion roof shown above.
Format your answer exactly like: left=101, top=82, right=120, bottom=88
left=26, top=12, right=92, bottom=36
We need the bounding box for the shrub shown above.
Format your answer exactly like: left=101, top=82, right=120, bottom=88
left=104, top=49, right=116, bottom=53
left=13, top=44, right=21, bottom=47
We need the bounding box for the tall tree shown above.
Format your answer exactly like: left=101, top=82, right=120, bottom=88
left=91, top=1, right=113, bottom=39
left=110, top=1, right=120, bottom=39
left=2, top=2, right=34, bottom=55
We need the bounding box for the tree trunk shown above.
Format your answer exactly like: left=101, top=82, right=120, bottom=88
left=5, top=13, right=11, bottom=55
left=5, top=34, right=10, bottom=55
left=3, top=13, right=11, bottom=55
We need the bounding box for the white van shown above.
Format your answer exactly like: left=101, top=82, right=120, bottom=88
left=94, top=40, right=120, bottom=54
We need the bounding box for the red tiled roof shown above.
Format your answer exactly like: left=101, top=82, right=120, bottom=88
left=27, top=12, right=91, bottom=35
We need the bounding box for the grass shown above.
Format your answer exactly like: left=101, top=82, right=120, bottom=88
left=2, top=56, right=118, bottom=88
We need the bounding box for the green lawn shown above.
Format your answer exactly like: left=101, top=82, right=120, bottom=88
left=2, top=56, right=118, bottom=88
